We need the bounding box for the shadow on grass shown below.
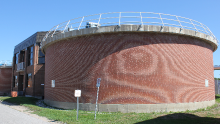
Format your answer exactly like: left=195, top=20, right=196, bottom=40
left=135, top=113, right=220, bottom=124
left=0, top=97, right=38, bottom=106
left=215, top=95, right=220, bottom=99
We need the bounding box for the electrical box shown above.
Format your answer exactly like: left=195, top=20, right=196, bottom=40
left=205, top=79, right=209, bottom=87
left=51, top=80, right=55, bottom=88
left=86, top=22, right=101, bottom=28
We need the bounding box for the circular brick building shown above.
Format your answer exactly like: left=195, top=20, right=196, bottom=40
left=0, top=62, right=12, bottom=95
left=41, top=12, right=218, bottom=113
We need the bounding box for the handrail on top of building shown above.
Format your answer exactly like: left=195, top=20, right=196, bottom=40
left=0, top=60, right=12, bottom=67
left=42, top=12, right=218, bottom=45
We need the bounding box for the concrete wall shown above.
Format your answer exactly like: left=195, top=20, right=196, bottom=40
left=44, top=32, right=215, bottom=108
left=45, top=99, right=215, bottom=113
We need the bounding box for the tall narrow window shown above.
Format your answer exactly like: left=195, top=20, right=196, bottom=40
left=38, top=49, right=45, bottom=64
left=14, top=76, right=17, bottom=87
left=27, top=73, right=32, bottom=87
left=20, top=51, right=25, bottom=62
left=15, top=53, right=19, bottom=64
left=28, top=46, right=33, bottom=66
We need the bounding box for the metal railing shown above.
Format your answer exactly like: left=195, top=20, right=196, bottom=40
left=42, top=12, right=218, bottom=44
left=214, top=65, right=220, bottom=67
left=0, top=60, right=12, bottom=67
left=17, top=62, right=25, bottom=72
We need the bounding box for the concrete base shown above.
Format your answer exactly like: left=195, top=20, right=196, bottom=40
left=44, top=99, right=215, bottom=113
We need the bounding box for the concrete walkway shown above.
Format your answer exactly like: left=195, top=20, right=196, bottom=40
left=0, top=103, right=50, bottom=124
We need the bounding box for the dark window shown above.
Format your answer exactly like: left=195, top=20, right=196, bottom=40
left=20, top=51, right=25, bottom=62
left=15, top=53, right=19, bottom=64
left=38, top=49, right=45, bottom=64
left=28, top=46, right=33, bottom=66
left=28, top=73, right=32, bottom=87
left=14, top=76, right=17, bottom=87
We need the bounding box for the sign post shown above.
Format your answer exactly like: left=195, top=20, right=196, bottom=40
left=94, top=78, right=101, bottom=120
left=74, top=90, right=81, bottom=120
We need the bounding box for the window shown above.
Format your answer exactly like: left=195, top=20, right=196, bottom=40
left=15, top=53, right=19, bottom=64
left=38, top=49, right=45, bottom=64
left=28, top=46, right=33, bottom=66
left=27, top=73, right=32, bottom=87
left=20, top=51, right=25, bottom=62
left=14, top=76, right=17, bottom=87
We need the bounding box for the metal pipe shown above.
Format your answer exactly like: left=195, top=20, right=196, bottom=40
left=78, top=17, right=84, bottom=30
left=94, top=86, right=99, bottom=120
left=76, top=97, right=79, bottom=120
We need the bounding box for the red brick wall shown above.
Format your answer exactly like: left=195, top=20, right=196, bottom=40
left=34, top=64, right=45, bottom=96
left=44, top=32, right=215, bottom=104
left=25, top=45, right=45, bottom=96
left=0, top=68, right=12, bottom=94
left=12, top=44, right=45, bottom=97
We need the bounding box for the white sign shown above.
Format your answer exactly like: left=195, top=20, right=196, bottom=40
left=205, top=79, right=209, bottom=87
left=51, top=80, right=55, bottom=87
left=96, top=78, right=101, bottom=87
left=75, top=90, right=81, bottom=97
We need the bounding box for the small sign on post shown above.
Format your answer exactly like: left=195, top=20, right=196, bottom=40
left=75, top=90, right=81, bottom=97
left=75, top=90, right=81, bottom=120
left=96, top=78, right=101, bottom=87
left=94, top=78, right=101, bottom=120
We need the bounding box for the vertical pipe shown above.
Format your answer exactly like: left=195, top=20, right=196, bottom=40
left=78, top=17, right=84, bottom=30
left=119, top=12, right=121, bottom=27
left=159, top=13, right=164, bottom=27
left=97, top=14, right=102, bottom=28
left=94, top=87, right=99, bottom=119
left=77, top=97, right=79, bottom=120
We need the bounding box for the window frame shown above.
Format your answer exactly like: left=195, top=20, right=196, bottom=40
left=15, top=53, right=19, bottom=64
left=28, top=46, right=34, bottom=66
left=14, top=76, right=17, bottom=87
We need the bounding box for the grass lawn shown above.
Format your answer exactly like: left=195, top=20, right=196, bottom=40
left=0, top=95, right=220, bottom=124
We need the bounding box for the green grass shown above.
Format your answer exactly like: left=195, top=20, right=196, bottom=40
left=1, top=96, right=220, bottom=124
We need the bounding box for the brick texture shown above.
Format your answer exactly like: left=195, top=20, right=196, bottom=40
left=0, top=68, right=12, bottom=95
left=12, top=45, right=45, bottom=97
left=44, top=32, right=215, bottom=104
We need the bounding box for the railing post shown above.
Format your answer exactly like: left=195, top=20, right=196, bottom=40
left=62, top=20, right=70, bottom=33
left=176, top=16, right=183, bottom=29
left=51, top=25, right=59, bottom=37
left=42, top=31, right=50, bottom=42
left=199, top=22, right=210, bottom=35
left=97, top=14, right=102, bottom=28
left=190, top=19, right=198, bottom=32
left=159, top=13, right=164, bottom=27
left=119, top=12, right=121, bottom=27
left=140, top=12, right=143, bottom=27
left=78, top=16, right=84, bottom=30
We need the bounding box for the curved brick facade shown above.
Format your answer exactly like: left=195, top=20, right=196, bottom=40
left=44, top=32, right=215, bottom=107
left=0, top=68, right=12, bottom=95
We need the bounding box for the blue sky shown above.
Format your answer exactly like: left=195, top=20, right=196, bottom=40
left=0, top=0, right=219, bottom=77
